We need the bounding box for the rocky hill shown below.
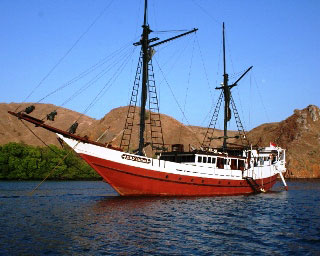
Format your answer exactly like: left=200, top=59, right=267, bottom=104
left=246, top=105, right=320, bottom=178
left=1, top=103, right=236, bottom=150
left=1, top=103, right=320, bottom=178
left=0, top=103, right=97, bottom=146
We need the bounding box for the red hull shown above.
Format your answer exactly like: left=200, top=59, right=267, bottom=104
left=80, top=154, right=278, bottom=196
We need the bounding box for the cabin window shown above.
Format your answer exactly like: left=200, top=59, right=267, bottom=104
left=259, top=157, right=264, bottom=165
left=203, top=157, right=207, bottom=163
left=212, top=158, right=216, bottom=164
left=279, top=153, right=284, bottom=160
left=160, top=155, right=175, bottom=162
left=217, top=158, right=224, bottom=169
left=186, top=155, right=195, bottom=162
left=231, top=159, right=237, bottom=170
left=208, top=157, right=211, bottom=164
left=238, top=160, right=245, bottom=170
left=198, top=156, right=202, bottom=163
left=177, top=155, right=195, bottom=163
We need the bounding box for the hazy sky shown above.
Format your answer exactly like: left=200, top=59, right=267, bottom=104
left=1, top=0, right=319, bottom=131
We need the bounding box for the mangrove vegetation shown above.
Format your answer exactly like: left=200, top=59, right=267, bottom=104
left=0, top=142, right=100, bottom=180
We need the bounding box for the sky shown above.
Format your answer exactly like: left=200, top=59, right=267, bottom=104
left=1, top=0, right=319, bottom=131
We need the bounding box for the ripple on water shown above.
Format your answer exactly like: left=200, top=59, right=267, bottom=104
left=0, top=180, right=319, bottom=255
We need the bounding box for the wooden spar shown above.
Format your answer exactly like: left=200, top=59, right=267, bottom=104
left=7, top=111, right=122, bottom=151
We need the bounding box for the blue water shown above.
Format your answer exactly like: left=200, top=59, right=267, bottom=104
left=0, top=180, right=319, bottom=255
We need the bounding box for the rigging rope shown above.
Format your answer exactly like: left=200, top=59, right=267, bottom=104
left=153, top=29, right=190, bottom=33
left=155, top=31, right=195, bottom=111
left=191, top=0, right=220, bottom=24
left=38, top=44, right=135, bottom=124
left=253, top=73, right=270, bottom=123
left=195, top=34, right=215, bottom=107
left=154, top=57, right=202, bottom=147
left=74, top=47, right=136, bottom=123
left=233, top=77, right=248, bottom=132
left=28, top=141, right=80, bottom=196
left=16, top=0, right=115, bottom=113
left=200, top=37, right=223, bottom=128
left=20, top=120, right=60, bottom=154
left=60, top=47, right=135, bottom=108
left=37, top=42, right=133, bottom=105
left=151, top=29, right=194, bottom=59
left=179, top=36, right=196, bottom=143
left=19, top=119, right=80, bottom=195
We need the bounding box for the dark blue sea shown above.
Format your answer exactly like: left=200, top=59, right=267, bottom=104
left=0, top=180, right=319, bottom=255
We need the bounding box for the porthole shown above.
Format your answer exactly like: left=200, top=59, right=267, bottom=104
left=191, top=179, right=194, bottom=182
left=218, top=181, right=221, bottom=184
left=202, top=180, right=204, bottom=183
left=179, top=177, right=182, bottom=181
left=166, top=175, right=168, bottom=179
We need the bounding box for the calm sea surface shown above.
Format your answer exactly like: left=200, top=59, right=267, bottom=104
left=0, top=180, right=319, bottom=255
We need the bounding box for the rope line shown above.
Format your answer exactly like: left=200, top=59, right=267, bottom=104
left=20, top=120, right=60, bottom=155
left=253, top=73, right=270, bottom=123
left=75, top=47, right=136, bottom=123
left=195, top=34, right=214, bottom=102
left=39, top=45, right=135, bottom=122
left=19, top=119, right=80, bottom=195
left=37, top=42, right=132, bottom=105
left=15, top=0, right=114, bottom=112
left=191, top=0, right=220, bottom=24
left=154, top=57, right=202, bottom=146
left=28, top=141, right=80, bottom=196
left=61, top=47, right=134, bottom=108
left=179, top=36, right=196, bottom=143
left=153, top=29, right=190, bottom=33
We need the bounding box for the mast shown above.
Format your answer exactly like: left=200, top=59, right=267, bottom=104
left=136, top=0, right=197, bottom=155
left=202, top=23, right=253, bottom=150
left=222, top=22, right=229, bottom=151
left=138, top=0, right=151, bottom=156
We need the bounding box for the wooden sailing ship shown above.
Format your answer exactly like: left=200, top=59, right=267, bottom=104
left=9, top=0, right=287, bottom=196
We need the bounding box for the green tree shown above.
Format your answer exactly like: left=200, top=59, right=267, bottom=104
left=0, top=142, right=100, bottom=180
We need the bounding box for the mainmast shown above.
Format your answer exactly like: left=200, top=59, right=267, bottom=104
left=202, top=23, right=252, bottom=151
left=222, top=22, right=229, bottom=151
left=138, top=0, right=151, bottom=156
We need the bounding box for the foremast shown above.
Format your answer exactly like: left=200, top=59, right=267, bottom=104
left=138, top=0, right=151, bottom=156
left=134, top=0, right=198, bottom=156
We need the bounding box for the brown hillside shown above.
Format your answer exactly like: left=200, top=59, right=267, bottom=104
left=0, top=103, right=227, bottom=150
left=1, top=103, right=320, bottom=178
left=247, top=105, right=320, bottom=178
left=82, top=106, right=228, bottom=151
left=0, top=103, right=97, bottom=146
